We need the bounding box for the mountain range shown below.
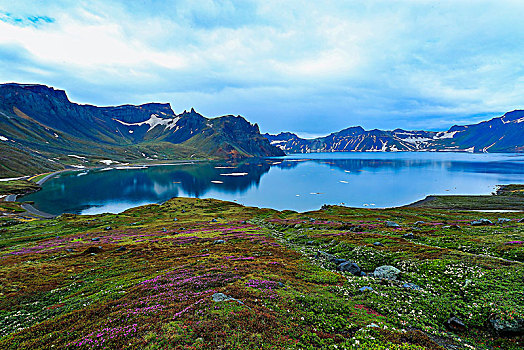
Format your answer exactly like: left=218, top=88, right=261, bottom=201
left=0, top=83, right=284, bottom=176
left=264, top=111, right=524, bottom=153
left=0, top=82, right=523, bottom=177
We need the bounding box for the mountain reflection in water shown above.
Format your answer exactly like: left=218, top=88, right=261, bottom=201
left=20, top=153, right=524, bottom=215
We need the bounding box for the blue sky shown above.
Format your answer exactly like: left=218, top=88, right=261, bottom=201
left=1, top=0, right=523, bottom=137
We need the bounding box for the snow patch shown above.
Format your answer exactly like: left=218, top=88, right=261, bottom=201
left=113, top=114, right=180, bottom=132
left=0, top=136, right=8, bottom=141
left=220, top=172, right=248, bottom=176
left=68, top=155, right=86, bottom=159
left=435, top=131, right=459, bottom=139
left=99, top=160, right=116, bottom=165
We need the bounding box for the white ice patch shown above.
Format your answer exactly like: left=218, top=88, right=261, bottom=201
left=99, top=160, right=115, bottom=165
left=435, top=131, right=459, bottom=139
left=0, top=136, right=8, bottom=141
left=220, top=172, right=248, bottom=176
left=113, top=114, right=180, bottom=132
left=129, top=130, right=134, bottom=134
left=270, top=140, right=287, bottom=144
left=54, top=133, right=59, bottom=138
left=68, top=155, right=86, bottom=159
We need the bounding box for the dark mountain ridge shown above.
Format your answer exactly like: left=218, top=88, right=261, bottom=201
left=0, top=83, right=284, bottom=177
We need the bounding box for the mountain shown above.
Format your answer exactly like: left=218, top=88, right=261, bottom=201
left=264, top=111, right=524, bottom=153
left=0, top=83, right=284, bottom=176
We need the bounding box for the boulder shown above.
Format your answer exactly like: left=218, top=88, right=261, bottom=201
left=414, top=221, right=425, bottom=225
left=373, top=265, right=400, bottom=280
left=385, top=221, right=400, bottom=228
left=104, top=226, right=112, bottom=231
left=373, top=242, right=384, bottom=246
left=212, top=293, right=234, bottom=302
left=213, top=239, right=226, bottom=244
left=402, top=283, right=421, bottom=291
left=337, top=261, right=362, bottom=276
left=471, top=219, right=492, bottom=226
left=490, top=317, right=524, bottom=335
left=91, top=237, right=100, bottom=241
left=359, top=286, right=373, bottom=292
left=445, top=317, right=467, bottom=332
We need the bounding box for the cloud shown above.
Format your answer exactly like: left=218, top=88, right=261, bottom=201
left=0, top=0, right=523, bottom=134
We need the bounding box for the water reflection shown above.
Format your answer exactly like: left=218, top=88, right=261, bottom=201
left=20, top=153, right=524, bottom=215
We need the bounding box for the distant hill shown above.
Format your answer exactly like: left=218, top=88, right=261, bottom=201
left=0, top=83, right=284, bottom=177
left=264, top=111, right=524, bottom=153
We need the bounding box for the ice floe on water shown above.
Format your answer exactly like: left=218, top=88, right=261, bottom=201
left=211, top=180, right=224, bottom=184
left=220, top=172, right=248, bottom=176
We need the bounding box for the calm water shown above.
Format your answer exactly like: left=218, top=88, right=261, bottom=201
left=20, top=152, right=524, bottom=215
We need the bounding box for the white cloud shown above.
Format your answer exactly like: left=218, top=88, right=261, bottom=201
left=0, top=0, right=523, bottom=134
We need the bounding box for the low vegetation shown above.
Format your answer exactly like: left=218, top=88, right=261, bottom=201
left=0, top=196, right=523, bottom=349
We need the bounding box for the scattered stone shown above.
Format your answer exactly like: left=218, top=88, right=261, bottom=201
left=497, top=218, right=511, bottom=224
left=359, top=286, right=373, bottom=292
left=403, top=233, right=414, bottom=239
left=212, top=293, right=234, bottom=302
left=471, top=219, right=492, bottom=226
left=316, top=251, right=335, bottom=261
left=104, top=226, right=112, bottom=231
left=115, top=246, right=127, bottom=252
left=91, top=238, right=100, bottom=241
left=83, top=246, right=103, bottom=254
left=490, top=317, right=524, bottom=335
left=373, top=242, right=384, bottom=246
left=337, top=261, right=362, bottom=276
left=373, top=265, right=401, bottom=280
left=385, top=221, right=400, bottom=228
left=445, top=317, right=467, bottom=332
left=402, top=283, right=421, bottom=291
left=213, top=239, right=226, bottom=244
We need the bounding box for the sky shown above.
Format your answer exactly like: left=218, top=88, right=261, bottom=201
left=1, top=0, right=524, bottom=137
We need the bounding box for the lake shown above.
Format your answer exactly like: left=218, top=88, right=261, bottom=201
left=20, top=152, right=524, bottom=215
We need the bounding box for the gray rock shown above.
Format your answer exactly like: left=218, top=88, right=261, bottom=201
left=497, top=218, right=511, bottom=224
left=173, top=218, right=178, bottom=221
left=104, top=226, right=112, bottom=231
left=445, top=317, right=466, bottom=332
left=373, top=242, right=384, bottom=246
left=402, top=283, right=421, bottom=290
left=115, top=246, right=127, bottom=252
left=385, top=221, right=400, bottom=228
left=402, top=233, right=414, bottom=239
left=359, top=286, right=373, bottom=292
left=337, top=261, right=362, bottom=276
left=518, top=218, right=524, bottom=223
left=333, top=258, right=346, bottom=265
left=373, top=265, right=401, bottom=280
left=213, top=239, right=225, bottom=244
left=414, top=221, right=425, bottom=225
left=91, top=237, right=100, bottom=241
left=211, top=218, right=217, bottom=222
left=316, top=251, right=335, bottom=261
left=490, top=317, right=524, bottom=335
left=212, top=293, right=234, bottom=302
left=471, top=218, right=492, bottom=226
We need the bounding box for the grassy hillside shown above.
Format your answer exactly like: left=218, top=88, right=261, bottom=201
left=0, top=198, right=523, bottom=349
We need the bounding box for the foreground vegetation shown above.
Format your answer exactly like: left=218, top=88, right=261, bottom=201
left=0, top=194, right=523, bottom=349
